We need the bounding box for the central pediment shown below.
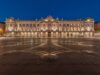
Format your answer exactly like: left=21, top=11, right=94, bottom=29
left=44, top=16, right=55, bottom=22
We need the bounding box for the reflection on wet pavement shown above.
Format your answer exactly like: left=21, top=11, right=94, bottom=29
left=0, top=38, right=99, bottom=56
left=0, top=38, right=100, bottom=75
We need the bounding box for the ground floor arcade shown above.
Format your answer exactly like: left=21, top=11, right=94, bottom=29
left=4, top=31, right=94, bottom=38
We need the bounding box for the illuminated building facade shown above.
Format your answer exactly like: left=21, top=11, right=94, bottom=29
left=5, top=16, right=94, bottom=38
left=0, top=22, right=5, bottom=36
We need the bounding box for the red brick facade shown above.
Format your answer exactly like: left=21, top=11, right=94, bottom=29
left=95, top=22, right=100, bottom=31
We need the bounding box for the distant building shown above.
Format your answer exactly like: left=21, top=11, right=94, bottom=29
left=0, top=22, right=5, bottom=36
left=94, top=22, right=100, bottom=31
left=5, top=16, right=94, bottom=38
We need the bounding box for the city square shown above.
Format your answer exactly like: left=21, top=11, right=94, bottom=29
left=0, top=38, right=100, bottom=75
left=0, top=16, right=99, bottom=75
left=0, top=0, right=100, bottom=75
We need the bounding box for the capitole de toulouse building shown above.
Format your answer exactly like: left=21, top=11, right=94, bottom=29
left=5, top=16, right=95, bottom=38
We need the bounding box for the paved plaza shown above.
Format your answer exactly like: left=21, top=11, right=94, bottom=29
left=0, top=38, right=100, bottom=75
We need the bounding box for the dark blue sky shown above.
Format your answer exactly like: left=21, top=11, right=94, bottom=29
left=0, top=0, right=100, bottom=21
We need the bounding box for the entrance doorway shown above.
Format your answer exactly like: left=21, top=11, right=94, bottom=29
left=48, top=32, right=51, bottom=37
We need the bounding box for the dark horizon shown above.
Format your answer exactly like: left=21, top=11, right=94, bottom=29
left=0, top=0, right=100, bottom=22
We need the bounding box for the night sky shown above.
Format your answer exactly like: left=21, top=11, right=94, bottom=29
left=0, top=0, right=100, bottom=21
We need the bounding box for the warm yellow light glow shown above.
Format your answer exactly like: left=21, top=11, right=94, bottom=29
left=44, top=19, right=48, bottom=22
left=0, top=29, right=3, bottom=33
left=44, top=19, right=54, bottom=22
left=86, top=19, right=91, bottom=22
